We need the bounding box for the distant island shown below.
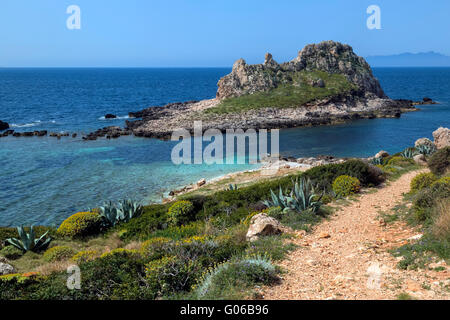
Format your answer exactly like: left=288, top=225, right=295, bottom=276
left=366, top=52, right=450, bottom=67
left=123, top=41, right=431, bottom=140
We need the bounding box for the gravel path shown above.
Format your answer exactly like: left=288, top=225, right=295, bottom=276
left=262, top=170, right=449, bottom=300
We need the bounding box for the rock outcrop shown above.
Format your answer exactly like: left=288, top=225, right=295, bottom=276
left=0, top=120, right=9, bottom=131
left=217, top=41, right=385, bottom=100
left=433, top=127, right=450, bottom=149
left=415, top=138, right=434, bottom=148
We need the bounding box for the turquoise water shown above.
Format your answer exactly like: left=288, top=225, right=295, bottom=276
left=0, top=68, right=449, bottom=226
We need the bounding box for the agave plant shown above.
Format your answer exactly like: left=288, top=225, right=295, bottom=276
left=228, top=184, right=238, bottom=191
left=416, top=144, right=437, bottom=156
left=118, top=199, right=143, bottom=223
left=263, top=178, right=323, bottom=214
left=98, top=201, right=122, bottom=227
left=370, top=157, right=383, bottom=165
left=99, top=199, right=143, bottom=227
left=400, top=147, right=418, bottom=159
left=6, top=226, right=52, bottom=253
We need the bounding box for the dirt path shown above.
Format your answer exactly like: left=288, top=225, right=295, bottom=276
left=262, top=170, right=449, bottom=300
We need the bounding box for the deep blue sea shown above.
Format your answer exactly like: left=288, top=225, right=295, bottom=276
left=0, top=67, right=449, bottom=227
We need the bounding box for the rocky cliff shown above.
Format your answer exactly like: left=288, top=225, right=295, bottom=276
left=216, top=41, right=385, bottom=100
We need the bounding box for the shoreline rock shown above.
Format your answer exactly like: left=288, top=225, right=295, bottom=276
left=0, top=120, right=9, bottom=131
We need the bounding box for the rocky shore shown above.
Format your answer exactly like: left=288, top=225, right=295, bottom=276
left=0, top=42, right=439, bottom=141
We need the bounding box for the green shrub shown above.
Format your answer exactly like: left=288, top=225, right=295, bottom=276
left=0, top=245, right=24, bottom=260
left=194, top=255, right=278, bottom=300
left=304, top=159, right=384, bottom=191
left=428, top=147, right=450, bottom=176
left=332, top=175, right=361, bottom=197
left=75, top=249, right=154, bottom=300
left=57, top=211, right=102, bottom=238
left=410, top=172, right=438, bottom=193
left=412, top=180, right=450, bottom=222
left=387, top=156, right=415, bottom=167
left=140, top=237, right=172, bottom=260
left=245, top=236, right=296, bottom=261
left=146, top=256, right=202, bottom=296
left=167, top=201, right=194, bottom=226
left=43, top=246, right=76, bottom=262
left=114, top=203, right=170, bottom=241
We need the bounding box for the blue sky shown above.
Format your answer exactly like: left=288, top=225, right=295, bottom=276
left=0, top=0, right=449, bottom=67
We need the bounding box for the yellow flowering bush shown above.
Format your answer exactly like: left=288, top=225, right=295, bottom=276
left=140, top=237, right=171, bottom=259
left=57, top=211, right=102, bottom=238
left=71, top=250, right=98, bottom=264
left=100, top=248, right=138, bottom=259
left=410, top=172, right=437, bottom=193
left=332, top=175, right=361, bottom=197
left=167, top=200, right=194, bottom=226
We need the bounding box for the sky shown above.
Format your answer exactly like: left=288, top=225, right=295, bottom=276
left=0, top=0, right=449, bottom=67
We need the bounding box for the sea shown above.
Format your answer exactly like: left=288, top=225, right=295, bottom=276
left=0, top=67, right=449, bottom=227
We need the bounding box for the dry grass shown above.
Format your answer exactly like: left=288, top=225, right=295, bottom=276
left=124, top=241, right=143, bottom=251
left=35, top=260, right=74, bottom=276
left=432, top=198, right=450, bottom=240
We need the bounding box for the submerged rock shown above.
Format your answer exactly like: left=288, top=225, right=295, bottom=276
left=105, top=114, right=117, bottom=119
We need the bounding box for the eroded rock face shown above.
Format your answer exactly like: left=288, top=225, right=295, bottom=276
left=246, top=213, right=286, bottom=242
left=433, top=127, right=450, bottom=149
left=217, top=41, right=385, bottom=100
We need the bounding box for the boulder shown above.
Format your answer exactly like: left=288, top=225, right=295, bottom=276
left=197, top=178, right=206, bottom=187
left=413, top=154, right=427, bottom=166
left=0, top=262, right=16, bottom=275
left=246, top=213, right=285, bottom=242
left=414, top=137, right=434, bottom=148
left=0, top=120, right=9, bottom=131
left=105, top=114, right=117, bottom=119
left=375, top=150, right=389, bottom=158
left=433, top=127, right=450, bottom=149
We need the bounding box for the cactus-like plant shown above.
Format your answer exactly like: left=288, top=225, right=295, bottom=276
left=6, top=226, right=52, bottom=253
left=263, top=178, right=323, bottom=214
left=370, top=157, right=383, bottom=165
left=401, top=147, right=418, bottom=159
left=98, top=201, right=121, bottom=227
left=99, top=199, right=143, bottom=227
left=416, top=144, right=437, bottom=156
left=118, top=199, right=143, bottom=222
